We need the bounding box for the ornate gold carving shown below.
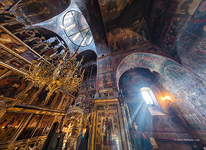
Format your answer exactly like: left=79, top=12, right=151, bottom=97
left=23, top=51, right=85, bottom=99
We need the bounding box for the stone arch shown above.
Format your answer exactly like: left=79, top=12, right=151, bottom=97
left=116, top=52, right=206, bottom=132
left=116, top=52, right=188, bottom=90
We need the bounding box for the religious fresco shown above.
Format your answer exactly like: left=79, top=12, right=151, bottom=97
left=8, top=0, right=72, bottom=24
left=52, top=92, right=64, bottom=109
left=0, top=71, right=29, bottom=98
left=30, top=87, right=49, bottom=106
left=0, top=112, right=28, bottom=142
left=33, top=115, right=55, bottom=137
left=58, top=95, right=69, bottom=110
left=0, top=65, right=9, bottom=77
left=0, top=27, right=28, bottom=54
left=97, top=56, right=113, bottom=74
left=6, top=57, right=27, bottom=70
left=97, top=72, right=115, bottom=90
left=116, top=53, right=166, bottom=87
left=20, top=50, right=39, bottom=63
left=108, top=28, right=147, bottom=53
left=0, top=47, right=14, bottom=62
left=19, top=85, right=40, bottom=104
left=44, top=92, right=58, bottom=108
left=119, top=68, right=155, bottom=97
left=17, top=114, right=43, bottom=140
left=95, top=104, right=122, bottom=150
left=98, top=0, right=134, bottom=22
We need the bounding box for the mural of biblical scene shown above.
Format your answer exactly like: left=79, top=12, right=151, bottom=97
left=0, top=47, right=14, bottom=62
left=95, top=104, right=122, bottom=150
left=0, top=112, right=28, bottom=142
left=79, top=79, right=96, bottom=94
left=33, top=115, right=55, bottom=137
left=0, top=71, right=29, bottom=98
left=117, top=53, right=166, bottom=81
left=20, top=50, right=39, bottom=63
left=43, top=92, right=58, bottom=109
left=97, top=56, right=113, bottom=74
left=177, top=37, right=206, bottom=79
left=77, top=94, right=86, bottom=103
left=78, top=91, right=96, bottom=109
left=15, top=0, right=71, bottom=24
left=19, top=84, right=40, bottom=104
left=52, top=92, right=64, bottom=109
left=98, top=0, right=133, bottom=21
left=0, top=65, right=9, bottom=77
left=6, top=57, right=27, bottom=70
left=160, top=59, right=186, bottom=85
left=17, top=114, right=43, bottom=140
left=30, top=87, right=49, bottom=106
left=97, top=72, right=115, bottom=90
left=58, top=95, right=69, bottom=110
left=108, top=28, right=147, bottom=53
left=160, top=17, right=187, bottom=51
left=0, top=27, right=28, bottom=54
left=119, top=68, right=155, bottom=97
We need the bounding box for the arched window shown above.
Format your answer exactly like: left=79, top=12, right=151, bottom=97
left=140, top=87, right=164, bottom=116
left=63, top=11, right=93, bottom=46
left=141, top=87, right=156, bottom=105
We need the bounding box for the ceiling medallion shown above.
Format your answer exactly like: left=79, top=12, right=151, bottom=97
left=24, top=51, right=85, bottom=99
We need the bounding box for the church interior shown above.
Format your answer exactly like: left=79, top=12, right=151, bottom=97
left=0, top=0, right=206, bottom=149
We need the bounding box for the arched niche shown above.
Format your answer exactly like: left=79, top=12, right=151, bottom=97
left=116, top=52, right=206, bottom=137
left=116, top=52, right=183, bottom=90
left=76, top=50, right=97, bottom=65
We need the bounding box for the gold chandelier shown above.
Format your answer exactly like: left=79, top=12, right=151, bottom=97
left=23, top=51, right=85, bottom=98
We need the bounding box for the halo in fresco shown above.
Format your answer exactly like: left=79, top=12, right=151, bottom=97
left=63, top=11, right=93, bottom=46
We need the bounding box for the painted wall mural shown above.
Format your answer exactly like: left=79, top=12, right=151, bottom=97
left=116, top=53, right=167, bottom=88
left=19, top=84, right=40, bottom=104
left=97, top=56, right=113, bottom=74
left=108, top=28, right=147, bottom=53
left=97, top=72, right=115, bottom=90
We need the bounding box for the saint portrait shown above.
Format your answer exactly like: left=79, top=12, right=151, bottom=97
left=19, top=85, right=40, bottom=104
left=44, top=92, right=57, bottom=108
left=31, top=87, right=49, bottom=106
left=0, top=72, right=29, bottom=98
left=0, top=65, right=9, bottom=77
left=0, top=112, right=28, bottom=142
left=33, top=115, right=55, bottom=137
left=6, top=57, right=27, bottom=70
left=17, top=114, right=43, bottom=140
left=0, top=48, right=14, bottom=62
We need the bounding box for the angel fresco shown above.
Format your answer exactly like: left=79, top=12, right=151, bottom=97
left=31, top=87, right=49, bottom=106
